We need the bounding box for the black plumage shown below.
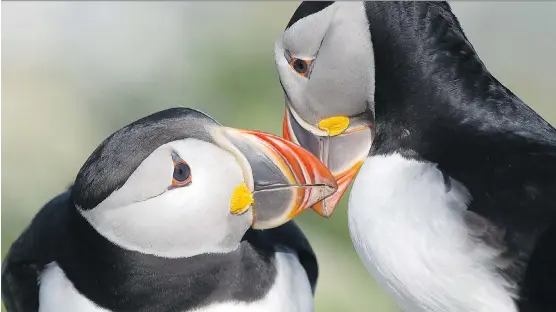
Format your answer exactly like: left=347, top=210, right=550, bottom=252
left=364, top=2, right=556, bottom=310
left=285, top=1, right=334, bottom=30
left=2, top=107, right=319, bottom=312
left=2, top=188, right=318, bottom=312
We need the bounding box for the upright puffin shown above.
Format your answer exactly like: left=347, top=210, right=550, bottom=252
left=2, top=107, right=337, bottom=312
left=275, top=2, right=556, bottom=311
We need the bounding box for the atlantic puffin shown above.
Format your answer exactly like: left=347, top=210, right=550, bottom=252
left=275, top=2, right=556, bottom=311
left=2, top=107, right=337, bottom=312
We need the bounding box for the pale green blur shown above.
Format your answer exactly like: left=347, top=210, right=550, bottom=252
left=2, top=2, right=556, bottom=312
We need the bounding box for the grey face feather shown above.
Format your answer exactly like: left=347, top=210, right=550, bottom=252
left=72, top=107, right=218, bottom=210
left=282, top=4, right=337, bottom=60
left=276, top=2, right=376, bottom=127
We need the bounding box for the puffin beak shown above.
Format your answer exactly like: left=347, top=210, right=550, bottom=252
left=282, top=104, right=373, bottom=217
left=214, top=127, right=338, bottom=230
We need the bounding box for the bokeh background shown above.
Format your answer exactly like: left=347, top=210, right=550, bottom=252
left=2, top=2, right=556, bottom=311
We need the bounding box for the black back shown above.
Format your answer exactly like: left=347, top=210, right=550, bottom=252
left=2, top=189, right=318, bottom=312
left=364, top=2, right=556, bottom=310
left=2, top=191, right=69, bottom=312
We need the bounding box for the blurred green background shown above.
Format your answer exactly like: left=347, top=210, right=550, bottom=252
left=2, top=2, right=556, bottom=311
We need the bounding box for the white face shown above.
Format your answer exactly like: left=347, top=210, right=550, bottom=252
left=80, top=138, right=251, bottom=258
left=275, top=2, right=375, bottom=128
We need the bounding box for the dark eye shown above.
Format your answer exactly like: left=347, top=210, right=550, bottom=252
left=292, top=59, right=308, bottom=73
left=172, top=162, right=191, bottom=187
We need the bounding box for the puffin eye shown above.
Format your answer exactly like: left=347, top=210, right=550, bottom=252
left=290, top=58, right=312, bottom=77
left=171, top=161, right=192, bottom=187
left=293, top=59, right=307, bottom=73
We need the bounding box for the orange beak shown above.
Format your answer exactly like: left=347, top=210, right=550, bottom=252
left=282, top=106, right=373, bottom=217
left=215, top=127, right=338, bottom=229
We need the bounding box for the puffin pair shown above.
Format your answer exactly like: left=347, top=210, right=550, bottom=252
left=276, top=1, right=556, bottom=312
left=2, top=107, right=337, bottom=312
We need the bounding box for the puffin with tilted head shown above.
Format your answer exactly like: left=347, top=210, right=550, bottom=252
left=2, top=107, right=337, bottom=312
left=275, top=2, right=556, bottom=311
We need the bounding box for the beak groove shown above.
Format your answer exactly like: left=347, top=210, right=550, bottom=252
left=282, top=105, right=373, bottom=217
left=216, top=127, right=337, bottom=230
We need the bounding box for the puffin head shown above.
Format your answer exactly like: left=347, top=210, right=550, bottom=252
left=71, top=107, right=336, bottom=258
left=275, top=2, right=375, bottom=217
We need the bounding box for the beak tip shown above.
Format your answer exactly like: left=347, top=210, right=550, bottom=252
left=316, top=169, right=338, bottom=193
left=315, top=209, right=333, bottom=218
left=310, top=197, right=336, bottom=218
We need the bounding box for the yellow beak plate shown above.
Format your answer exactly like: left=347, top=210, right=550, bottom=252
left=230, top=183, right=254, bottom=214
left=318, top=116, right=350, bottom=136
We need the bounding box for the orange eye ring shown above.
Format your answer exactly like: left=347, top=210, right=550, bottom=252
left=171, top=160, right=192, bottom=187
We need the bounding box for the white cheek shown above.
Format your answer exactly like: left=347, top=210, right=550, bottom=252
left=81, top=139, right=252, bottom=259
left=277, top=2, right=375, bottom=123
left=274, top=43, right=311, bottom=116
left=274, top=44, right=294, bottom=85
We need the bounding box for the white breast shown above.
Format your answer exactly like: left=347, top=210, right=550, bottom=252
left=348, top=153, right=517, bottom=312
left=39, top=262, right=110, bottom=312
left=193, top=249, right=314, bottom=312
left=38, top=250, right=313, bottom=312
